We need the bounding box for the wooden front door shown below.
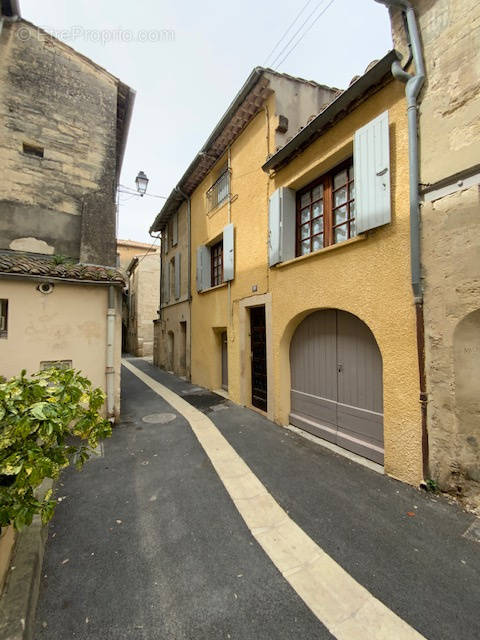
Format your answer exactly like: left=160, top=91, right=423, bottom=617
left=289, top=309, right=384, bottom=464
left=250, top=306, right=267, bottom=411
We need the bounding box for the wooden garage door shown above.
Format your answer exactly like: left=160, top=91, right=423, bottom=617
left=290, top=310, right=384, bottom=464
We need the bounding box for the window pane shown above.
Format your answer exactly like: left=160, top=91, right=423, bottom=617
left=334, top=186, right=347, bottom=207
left=334, top=225, right=348, bottom=243
left=312, top=218, right=323, bottom=235
left=301, top=239, right=310, bottom=255
left=312, top=201, right=323, bottom=218
left=312, top=184, right=323, bottom=201
left=350, top=164, right=354, bottom=179
left=300, top=193, right=310, bottom=208
left=300, top=207, right=310, bottom=224
left=334, top=169, right=347, bottom=189
left=350, top=200, right=356, bottom=217
left=334, top=205, right=348, bottom=225
left=300, top=223, right=310, bottom=239
left=350, top=219, right=356, bottom=237
left=312, top=235, right=323, bottom=251
left=350, top=181, right=355, bottom=199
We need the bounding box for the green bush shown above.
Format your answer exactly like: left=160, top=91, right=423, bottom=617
left=0, top=368, right=112, bottom=530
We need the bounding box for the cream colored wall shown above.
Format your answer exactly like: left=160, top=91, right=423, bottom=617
left=0, top=279, right=122, bottom=418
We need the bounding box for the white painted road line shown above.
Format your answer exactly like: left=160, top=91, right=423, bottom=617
left=122, top=359, right=427, bottom=640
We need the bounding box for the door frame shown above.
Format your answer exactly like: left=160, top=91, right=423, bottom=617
left=239, top=293, right=274, bottom=420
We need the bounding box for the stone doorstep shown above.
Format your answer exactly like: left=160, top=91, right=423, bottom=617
left=0, top=479, right=53, bottom=640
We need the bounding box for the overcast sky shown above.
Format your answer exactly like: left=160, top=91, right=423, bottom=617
left=21, top=0, right=393, bottom=244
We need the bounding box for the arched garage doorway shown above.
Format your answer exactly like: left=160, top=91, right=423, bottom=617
left=290, top=309, right=384, bottom=464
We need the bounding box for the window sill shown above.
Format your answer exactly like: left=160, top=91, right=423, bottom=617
left=198, top=282, right=229, bottom=295
left=207, top=197, right=229, bottom=218
left=274, top=234, right=366, bottom=269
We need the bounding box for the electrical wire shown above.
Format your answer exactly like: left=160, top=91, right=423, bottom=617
left=268, top=0, right=328, bottom=69
left=118, top=185, right=168, bottom=199
left=263, top=0, right=315, bottom=67
left=132, top=235, right=160, bottom=269
left=274, top=0, right=336, bottom=70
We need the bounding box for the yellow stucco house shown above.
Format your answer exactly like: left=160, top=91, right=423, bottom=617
left=152, top=50, right=425, bottom=486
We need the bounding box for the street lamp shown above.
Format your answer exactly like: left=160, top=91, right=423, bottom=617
left=135, top=171, right=149, bottom=197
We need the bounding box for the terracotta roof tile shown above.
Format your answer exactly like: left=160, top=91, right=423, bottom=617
left=0, top=252, right=125, bottom=285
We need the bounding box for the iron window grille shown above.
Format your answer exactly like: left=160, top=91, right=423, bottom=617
left=206, top=169, right=230, bottom=211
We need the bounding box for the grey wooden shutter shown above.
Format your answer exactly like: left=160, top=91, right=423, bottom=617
left=354, top=110, right=391, bottom=233
left=164, top=259, right=170, bottom=303
left=174, top=252, right=181, bottom=299
left=196, top=245, right=211, bottom=292
left=268, top=187, right=296, bottom=266
left=172, top=213, right=178, bottom=246
left=223, top=223, right=234, bottom=282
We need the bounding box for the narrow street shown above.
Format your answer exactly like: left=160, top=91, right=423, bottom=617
left=35, top=358, right=480, bottom=640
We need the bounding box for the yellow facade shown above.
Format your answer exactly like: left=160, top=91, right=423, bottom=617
left=189, top=81, right=423, bottom=486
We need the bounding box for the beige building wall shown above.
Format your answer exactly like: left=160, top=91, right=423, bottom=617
left=390, top=0, right=480, bottom=497
left=155, top=200, right=191, bottom=377
left=0, top=279, right=122, bottom=418
left=117, top=240, right=158, bottom=271
left=127, top=253, right=160, bottom=357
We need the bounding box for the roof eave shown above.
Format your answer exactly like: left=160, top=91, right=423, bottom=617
left=262, top=50, right=401, bottom=173
left=150, top=67, right=267, bottom=232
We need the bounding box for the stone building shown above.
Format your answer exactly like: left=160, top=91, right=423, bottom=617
left=382, top=0, right=480, bottom=502
left=0, top=1, right=134, bottom=419
left=126, top=252, right=160, bottom=357
left=117, top=238, right=157, bottom=271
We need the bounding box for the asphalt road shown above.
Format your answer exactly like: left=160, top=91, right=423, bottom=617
left=35, top=358, right=480, bottom=639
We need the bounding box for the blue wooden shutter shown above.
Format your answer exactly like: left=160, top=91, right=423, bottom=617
left=174, top=252, right=181, bottom=299
left=268, top=187, right=296, bottom=266
left=223, top=223, right=234, bottom=282
left=172, top=213, right=178, bottom=246
left=196, top=245, right=211, bottom=292
left=354, top=110, right=391, bottom=233
left=164, top=259, right=170, bottom=303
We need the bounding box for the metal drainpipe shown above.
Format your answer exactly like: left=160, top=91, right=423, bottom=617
left=149, top=230, right=162, bottom=365
left=106, top=285, right=116, bottom=421
left=175, top=186, right=192, bottom=379
left=375, top=0, right=429, bottom=480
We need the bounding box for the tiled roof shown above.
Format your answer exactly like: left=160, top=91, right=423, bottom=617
left=0, top=252, right=125, bottom=284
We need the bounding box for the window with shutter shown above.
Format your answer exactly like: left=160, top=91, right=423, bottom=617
left=354, top=110, right=391, bottom=233
left=295, top=159, right=355, bottom=256
left=268, top=187, right=296, bottom=266
left=174, top=253, right=181, bottom=299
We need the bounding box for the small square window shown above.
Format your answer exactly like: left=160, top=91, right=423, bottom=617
left=0, top=299, right=8, bottom=338
left=23, top=142, right=44, bottom=158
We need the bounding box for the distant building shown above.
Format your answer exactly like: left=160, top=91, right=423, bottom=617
left=125, top=253, right=160, bottom=357
left=0, top=1, right=134, bottom=420
left=117, top=238, right=158, bottom=271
